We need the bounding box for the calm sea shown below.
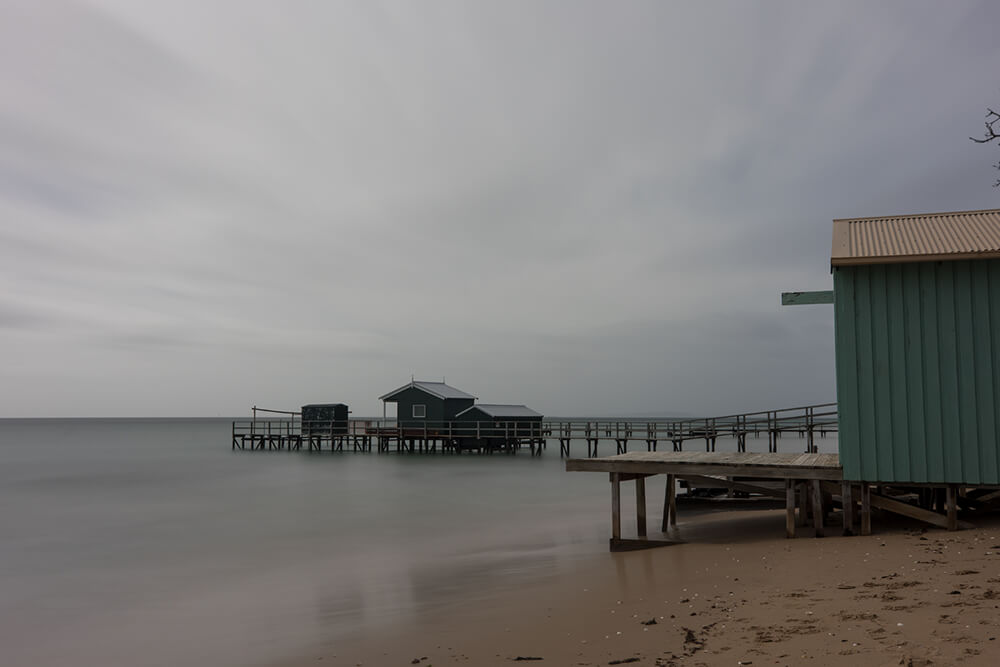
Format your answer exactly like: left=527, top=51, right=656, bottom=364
left=0, top=418, right=836, bottom=667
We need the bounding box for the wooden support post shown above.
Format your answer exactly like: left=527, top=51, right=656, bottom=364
left=918, top=488, right=929, bottom=509
left=611, top=473, right=621, bottom=541
left=947, top=484, right=958, bottom=531
left=636, top=476, right=647, bottom=537
left=860, top=482, right=871, bottom=536
left=811, top=479, right=825, bottom=537
left=785, top=479, right=796, bottom=538
left=841, top=481, right=854, bottom=536
left=797, top=482, right=809, bottom=527
left=662, top=474, right=677, bottom=531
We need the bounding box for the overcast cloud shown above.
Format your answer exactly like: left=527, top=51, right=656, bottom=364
left=2, top=0, right=999, bottom=417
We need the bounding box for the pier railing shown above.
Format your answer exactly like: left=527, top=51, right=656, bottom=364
left=231, top=402, right=837, bottom=456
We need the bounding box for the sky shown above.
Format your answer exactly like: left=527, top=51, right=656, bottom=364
left=2, top=0, right=1000, bottom=418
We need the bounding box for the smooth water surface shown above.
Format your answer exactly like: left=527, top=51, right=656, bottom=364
left=0, top=419, right=836, bottom=666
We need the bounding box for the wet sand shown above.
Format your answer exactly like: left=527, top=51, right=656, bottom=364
left=281, top=508, right=1000, bottom=666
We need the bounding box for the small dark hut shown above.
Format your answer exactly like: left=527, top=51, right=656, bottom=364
left=455, top=404, right=543, bottom=429
left=300, top=403, right=349, bottom=437
left=454, top=404, right=544, bottom=450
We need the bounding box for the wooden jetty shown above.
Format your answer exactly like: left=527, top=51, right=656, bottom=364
left=567, top=451, right=983, bottom=550
left=230, top=402, right=839, bottom=457
left=568, top=451, right=849, bottom=550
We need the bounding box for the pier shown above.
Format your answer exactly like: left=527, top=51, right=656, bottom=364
left=567, top=450, right=987, bottom=550
left=230, top=402, right=839, bottom=456
left=567, top=451, right=850, bottom=550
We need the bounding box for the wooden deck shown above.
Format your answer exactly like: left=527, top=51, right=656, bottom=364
left=566, top=451, right=867, bottom=550
left=566, top=451, right=843, bottom=479
left=567, top=451, right=980, bottom=550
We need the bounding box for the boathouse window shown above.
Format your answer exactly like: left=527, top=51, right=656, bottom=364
left=412, top=404, right=426, bottom=418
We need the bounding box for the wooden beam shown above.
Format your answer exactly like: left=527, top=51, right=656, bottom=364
left=785, top=479, right=796, bottom=538
left=797, top=482, right=809, bottom=527
left=781, top=290, right=834, bottom=306
left=974, top=488, right=1000, bottom=505
left=662, top=474, right=677, bottom=531
left=675, top=474, right=786, bottom=499
left=618, top=472, right=656, bottom=482
left=811, top=480, right=825, bottom=537
left=842, top=481, right=854, bottom=536
left=610, top=537, right=682, bottom=552
left=947, top=484, right=958, bottom=531
left=566, top=459, right=843, bottom=480
left=611, top=473, right=621, bottom=540
left=636, top=476, right=647, bottom=537
left=860, top=482, right=871, bottom=535
left=867, top=489, right=974, bottom=531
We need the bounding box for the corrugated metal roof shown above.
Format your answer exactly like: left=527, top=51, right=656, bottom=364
left=379, top=380, right=477, bottom=401
left=456, top=404, right=542, bottom=418
left=831, top=208, right=1000, bottom=266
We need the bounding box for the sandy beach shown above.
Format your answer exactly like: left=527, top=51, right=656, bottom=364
left=283, top=507, right=1000, bottom=667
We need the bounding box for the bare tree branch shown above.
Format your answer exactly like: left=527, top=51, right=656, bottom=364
left=969, top=108, right=1000, bottom=143
left=970, top=107, right=1000, bottom=187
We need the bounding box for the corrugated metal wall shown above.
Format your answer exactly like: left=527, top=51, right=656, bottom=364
left=834, top=259, right=1000, bottom=483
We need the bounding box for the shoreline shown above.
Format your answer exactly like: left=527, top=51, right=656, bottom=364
left=277, top=509, right=1000, bottom=666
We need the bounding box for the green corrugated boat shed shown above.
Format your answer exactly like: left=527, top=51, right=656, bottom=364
left=832, top=208, right=1000, bottom=485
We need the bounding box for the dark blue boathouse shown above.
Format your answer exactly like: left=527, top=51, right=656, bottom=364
left=379, top=380, right=477, bottom=424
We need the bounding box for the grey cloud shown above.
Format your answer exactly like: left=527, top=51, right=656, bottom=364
left=1, top=0, right=998, bottom=416
left=0, top=302, right=59, bottom=331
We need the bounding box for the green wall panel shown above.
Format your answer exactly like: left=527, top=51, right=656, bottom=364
left=973, top=261, right=998, bottom=481
left=834, top=259, right=1000, bottom=483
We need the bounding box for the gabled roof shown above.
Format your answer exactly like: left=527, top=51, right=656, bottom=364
left=379, top=380, right=477, bottom=402
left=831, top=208, right=1000, bottom=267
left=455, top=404, right=543, bottom=418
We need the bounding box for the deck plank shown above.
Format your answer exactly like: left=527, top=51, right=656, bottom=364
left=566, top=451, right=842, bottom=480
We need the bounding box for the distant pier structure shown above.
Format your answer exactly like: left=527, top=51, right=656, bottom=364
left=232, top=381, right=838, bottom=457
left=233, top=380, right=550, bottom=454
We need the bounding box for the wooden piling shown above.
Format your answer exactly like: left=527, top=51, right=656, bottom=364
left=947, top=484, right=958, bottom=531
left=611, top=473, right=621, bottom=541
left=860, top=482, right=871, bottom=536
left=662, top=474, right=677, bottom=531
left=841, top=481, right=854, bottom=536
left=635, top=476, right=647, bottom=537
left=811, top=479, right=825, bottom=537
left=785, top=479, right=796, bottom=538
left=797, top=482, right=809, bottom=527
